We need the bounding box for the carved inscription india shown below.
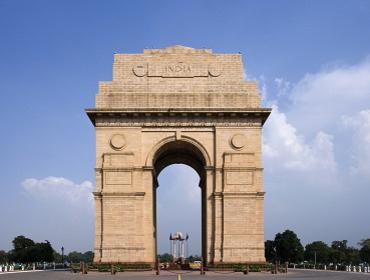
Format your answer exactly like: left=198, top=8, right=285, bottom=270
left=165, top=62, right=192, bottom=76
left=132, top=62, right=221, bottom=78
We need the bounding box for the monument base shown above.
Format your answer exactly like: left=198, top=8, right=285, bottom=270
left=92, top=262, right=154, bottom=270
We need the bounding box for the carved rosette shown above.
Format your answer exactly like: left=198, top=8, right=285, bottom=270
left=132, top=64, right=148, bottom=77
left=230, top=134, right=247, bottom=150
left=208, top=63, right=221, bottom=77
left=109, top=134, right=127, bottom=150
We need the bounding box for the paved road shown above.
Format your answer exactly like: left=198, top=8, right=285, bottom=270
left=1, top=269, right=370, bottom=279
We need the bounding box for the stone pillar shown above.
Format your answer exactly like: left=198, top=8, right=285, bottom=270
left=205, top=168, right=215, bottom=264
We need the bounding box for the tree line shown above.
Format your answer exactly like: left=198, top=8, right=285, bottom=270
left=0, top=235, right=94, bottom=264
left=2, top=233, right=369, bottom=265
left=266, top=229, right=370, bottom=265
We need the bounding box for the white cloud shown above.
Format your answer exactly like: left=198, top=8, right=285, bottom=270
left=263, top=56, right=370, bottom=178
left=341, top=110, right=370, bottom=177
left=258, top=75, right=268, bottom=102
left=274, top=77, right=291, bottom=97
left=287, top=57, right=370, bottom=135
left=263, top=105, right=336, bottom=172
left=262, top=56, right=370, bottom=245
left=14, top=176, right=95, bottom=253
left=22, top=176, right=94, bottom=206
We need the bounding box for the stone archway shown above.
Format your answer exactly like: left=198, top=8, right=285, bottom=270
left=86, top=45, right=271, bottom=266
left=151, top=139, right=207, bottom=263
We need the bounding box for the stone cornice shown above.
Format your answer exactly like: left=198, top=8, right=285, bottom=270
left=85, top=108, right=271, bottom=126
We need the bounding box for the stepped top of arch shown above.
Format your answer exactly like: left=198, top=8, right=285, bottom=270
left=89, top=46, right=269, bottom=116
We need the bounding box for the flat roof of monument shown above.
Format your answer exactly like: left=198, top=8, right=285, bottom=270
left=143, top=45, right=213, bottom=54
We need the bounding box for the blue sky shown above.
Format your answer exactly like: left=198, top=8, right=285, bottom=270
left=1, top=0, right=370, bottom=255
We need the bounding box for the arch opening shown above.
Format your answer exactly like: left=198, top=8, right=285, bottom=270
left=152, top=140, right=207, bottom=263
left=153, top=140, right=207, bottom=188
left=156, top=164, right=201, bottom=258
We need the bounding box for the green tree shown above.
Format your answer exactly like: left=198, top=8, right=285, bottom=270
left=67, top=251, right=94, bottom=263
left=68, top=251, right=84, bottom=263
left=304, top=241, right=331, bottom=264
left=10, top=236, right=55, bottom=263
left=265, top=240, right=276, bottom=263
left=53, top=251, right=62, bottom=263
left=35, top=241, right=54, bottom=262
left=359, top=238, right=370, bottom=264
left=329, top=248, right=345, bottom=264
left=274, top=229, right=304, bottom=263
left=12, top=236, right=35, bottom=251
left=345, top=247, right=360, bottom=265
left=329, top=240, right=347, bottom=264
left=0, top=250, right=8, bottom=263
left=11, top=235, right=36, bottom=263
left=157, top=253, right=173, bottom=262
left=332, top=240, right=348, bottom=251
left=83, top=251, right=94, bottom=263
left=328, top=240, right=360, bottom=265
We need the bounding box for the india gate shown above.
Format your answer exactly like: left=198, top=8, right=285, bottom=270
left=86, top=45, right=271, bottom=265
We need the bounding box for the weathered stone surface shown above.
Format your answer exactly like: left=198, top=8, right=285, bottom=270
left=86, top=45, right=271, bottom=265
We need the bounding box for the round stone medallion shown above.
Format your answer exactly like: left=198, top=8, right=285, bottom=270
left=230, top=134, right=247, bottom=150
left=132, top=64, right=147, bottom=77
left=208, top=63, right=222, bottom=77
left=110, top=134, right=126, bottom=150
